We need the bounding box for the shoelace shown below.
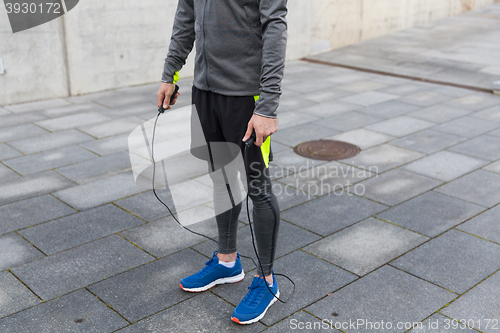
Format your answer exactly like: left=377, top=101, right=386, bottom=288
left=242, top=279, right=268, bottom=306
left=195, top=255, right=217, bottom=277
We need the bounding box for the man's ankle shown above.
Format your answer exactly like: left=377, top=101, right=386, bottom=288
left=217, top=252, right=237, bottom=263
left=255, top=274, right=274, bottom=286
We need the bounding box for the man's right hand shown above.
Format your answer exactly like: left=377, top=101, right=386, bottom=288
left=157, top=82, right=180, bottom=110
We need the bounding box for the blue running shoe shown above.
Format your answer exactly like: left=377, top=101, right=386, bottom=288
left=231, top=273, right=279, bottom=324
left=180, top=251, right=245, bottom=292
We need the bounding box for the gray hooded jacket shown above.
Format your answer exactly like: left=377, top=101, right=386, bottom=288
left=161, top=0, right=288, bottom=118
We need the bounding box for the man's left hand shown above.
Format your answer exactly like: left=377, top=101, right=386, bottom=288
left=243, top=114, right=278, bottom=147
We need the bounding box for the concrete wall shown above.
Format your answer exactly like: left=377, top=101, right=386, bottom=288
left=0, top=0, right=497, bottom=106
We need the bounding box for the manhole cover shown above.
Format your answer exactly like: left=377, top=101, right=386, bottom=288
left=294, top=140, right=360, bottom=161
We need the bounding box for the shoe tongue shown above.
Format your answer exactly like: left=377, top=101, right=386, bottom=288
left=250, top=276, right=266, bottom=288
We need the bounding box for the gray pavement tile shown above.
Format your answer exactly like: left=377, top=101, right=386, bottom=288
left=364, top=116, right=435, bottom=137
left=401, top=150, right=488, bottom=181
left=377, top=191, right=485, bottom=237
left=406, top=104, right=471, bottom=123
left=286, top=77, right=343, bottom=93
left=0, top=108, right=10, bottom=116
left=270, top=141, right=288, bottom=154
left=336, top=80, right=388, bottom=93
left=0, top=163, right=17, bottom=179
left=0, top=112, right=47, bottom=128
left=4, top=98, right=71, bottom=113
left=19, top=204, right=144, bottom=255
left=345, top=144, right=424, bottom=173
left=0, top=289, right=127, bottom=333
left=326, top=73, right=372, bottom=84
left=78, top=133, right=129, bottom=156
left=434, top=86, right=476, bottom=97
left=55, top=151, right=131, bottom=184
left=406, top=313, right=475, bottom=332
left=0, top=144, right=21, bottom=161
left=440, top=270, right=500, bottom=333
left=34, top=112, right=112, bottom=132
left=271, top=124, right=339, bottom=147
left=91, top=92, right=151, bottom=108
left=471, top=104, right=500, bottom=122
left=100, top=103, right=156, bottom=118
left=0, top=270, right=40, bottom=319
left=314, top=111, right=383, bottom=131
left=489, top=127, right=500, bottom=137
left=390, top=129, right=467, bottom=154
left=276, top=111, right=319, bottom=130
left=0, top=123, right=48, bottom=143
left=432, top=116, right=500, bottom=137
left=376, top=82, right=429, bottom=96
left=276, top=97, right=316, bottom=113
left=0, top=233, right=44, bottom=270
left=116, top=292, right=265, bottom=332
left=339, top=91, right=399, bottom=107
left=400, top=91, right=454, bottom=107
left=8, top=129, right=95, bottom=154
left=305, top=265, right=455, bottom=333
left=114, top=190, right=171, bottom=222
left=88, top=249, right=205, bottom=322
left=304, top=217, right=428, bottom=276
left=262, top=311, right=329, bottom=332
left=434, top=170, right=500, bottom=207
left=10, top=235, right=153, bottom=300
left=270, top=149, right=329, bottom=174
left=0, top=171, right=76, bottom=205
left=448, top=135, right=500, bottom=161
left=457, top=204, right=500, bottom=244
left=212, top=250, right=358, bottom=327
left=281, top=192, right=388, bottom=236
left=483, top=159, right=500, bottom=174
left=3, top=145, right=97, bottom=176
left=392, top=229, right=500, bottom=294
left=38, top=102, right=106, bottom=118
left=299, top=101, right=359, bottom=118
left=78, top=117, right=144, bottom=139
left=446, top=93, right=500, bottom=111
left=119, top=215, right=222, bottom=257
left=358, top=168, right=443, bottom=206
left=358, top=100, right=421, bottom=118
left=325, top=128, right=395, bottom=149
left=0, top=194, right=76, bottom=235
left=53, top=172, right=145, bottom=210
left=298, top=88, right=352, bottom=103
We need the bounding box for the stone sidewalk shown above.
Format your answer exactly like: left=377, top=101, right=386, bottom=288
left=1, top=5, right=500, bottom=333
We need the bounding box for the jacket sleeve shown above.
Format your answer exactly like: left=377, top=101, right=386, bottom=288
left=253, top=0, right=288, bottom=118
left=161, top=0, right=195, bottom=84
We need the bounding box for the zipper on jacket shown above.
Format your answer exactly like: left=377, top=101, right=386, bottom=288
left=202, top=0, right=211, bottom=90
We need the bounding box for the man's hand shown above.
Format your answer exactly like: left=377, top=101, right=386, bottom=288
left=157, top=82, right=180, bottom=110
left=243, top=114, right=278, bottom=147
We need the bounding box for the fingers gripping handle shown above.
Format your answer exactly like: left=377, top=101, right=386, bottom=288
left=244, top=132, right=257, bottom=147
left=158, top=84, right=180, bottom=114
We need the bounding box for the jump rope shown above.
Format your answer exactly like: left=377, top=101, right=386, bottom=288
left=152, top=85, right=295, bottom=304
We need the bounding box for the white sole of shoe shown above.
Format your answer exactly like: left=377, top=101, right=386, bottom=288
left=231, top=289, right=280, bottom=325
left=180, top=270, right=245, bottom=292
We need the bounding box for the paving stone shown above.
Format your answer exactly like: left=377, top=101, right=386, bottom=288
left=8, top=129, right=95, bottom=154
left=0, top=112, right=47, bottom=128
left=457, top=204, right=500, bottom=244
left=304, top=217, right=427, bottom=276
left=114, top=190, right=172, bottom=222
left=269, top=141, right=289, bottom=154
left=0, top=108, right=10, bottom=116
left=446, top=93, right=500, bottom=111
left=298, top=88, right=352, bottom=103
left=326, top=128, right=395, bottom=149
left=0, top=144, right=21, bottom=161
left=305, top=265, right=455, bottom=333
left=3, top=145, right=97, bottom=176
left=0, top=163, right=17, bottom=179
left=336, top=80, right=388, bottom=93
left=262, top=311, right=329, bottom=332
left=390, top=129, right=466, bottom=154
left=0, top=123, right=48, bottom=143
left=406, top=104, right=471, bottom=123
left=448, top=135, right=500, bottom=161
left=270, top=149, right=329, bottom=175
left=0, top=171, right=75, bottom=205
left=212, top=250, right=358, bottom=327
left=402, top=151, right=488, bottom=181
left=11, top=235, right=153, bottom=300
left=281, top=192, right=388, bottom=236
left=78, top=133, right=130, bottom=156
left=34, top=112, right=112, bottom=132
left=88, top=249, right=206, bottom=322
left=358, top=100, right=421, bottom=118
left=392, top=230, right=500, bottom=294
left=299, top=101, right=358, bottom=118
left=434, top=86, right=475, bottom=97
left=78, top=117, right=144, bottom=139
left=345, top=144, right=424, bottom=173
left=400, top=91, right=453, bottom=107
left=91, top=92, right=151, bottom=108
left=359, top=168, right=443, bottom=206
left=326, top=73, right=371, bottom=84
left=271, top=123, right=339, bottom=147
left=0, top=270, right=40, bottom=319
left=4, top=98, right=71, bottom=113
left=276, top=96, right=316, bottom=113
left=483, top=159, right=500, bottom=174
left=339, top=91, right=399, bottom=107
left=287, top=76, right=344, bottom=93
left=55, top=151, right=131, bottom=184
left=0, top=233, right=44, bottom=270
left=364, top=116, right=435, bottom=137
left=277, top=111, right=320, bottom=129
left=432, top=116, right=500, bottom=137
left=100, top=103, right=157, bottom=118
left=440, top=271, right=500, bottom=333
left=378, top=191, right=484, bottom=237
left=471, top=104, right=500, bottom=122
left=0, top=289, right=127, bottom=333
left=434, top=170, right=500, bottom=207
left=38, top=102, right=106, bottom=118
left=377, top=82, right=428, bottom=96
left=314, top=111, right=383, bottom=131
left=0, top=195, right=75, bottom=235
left=53, top=172, right=145, bottom=210
left=19, top=204, right=144, bottom=255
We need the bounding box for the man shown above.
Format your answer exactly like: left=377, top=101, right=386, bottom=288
left=157, top=0, right=287, bottom=324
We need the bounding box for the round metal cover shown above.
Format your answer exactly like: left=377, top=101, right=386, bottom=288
left=294, top=140, right=360, bottom=161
